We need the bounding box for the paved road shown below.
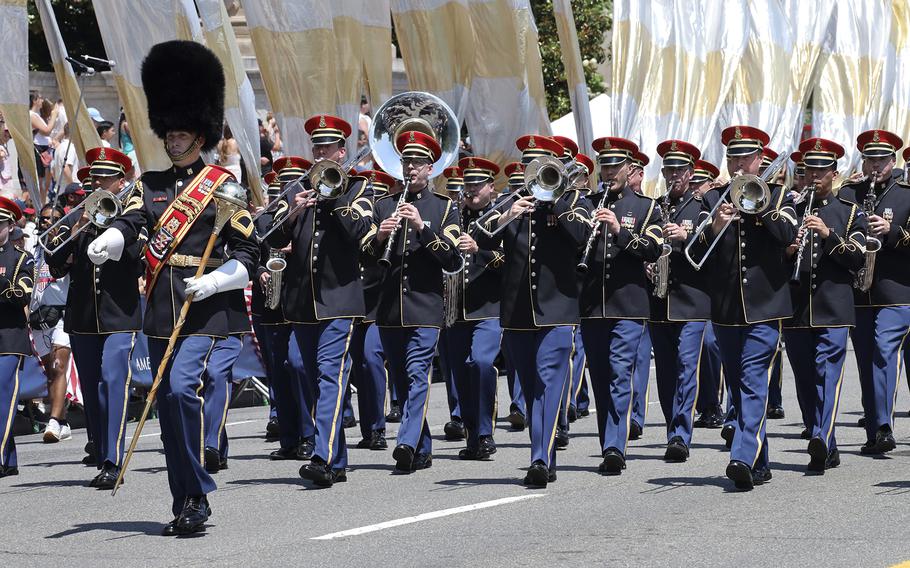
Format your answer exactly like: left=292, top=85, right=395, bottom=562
left=2, top=354, right=910, bottom=568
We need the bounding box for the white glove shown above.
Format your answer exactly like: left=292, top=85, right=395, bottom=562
left=183, top=258, right=249, bottom=302
left=87, top=228, right=125, bottom=265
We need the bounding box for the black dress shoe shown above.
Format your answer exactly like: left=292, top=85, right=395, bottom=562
left=800, top=428, right=811, bottom=440
left=393, top=444, right=415, bottom=471
left=412, top=453, right=432, bottom=471
left=81, top=454, right=97, bottom=466
left=629, top=422, right=643, bottom=441
left=204, top=446, right=221, bottom=474
left=860, top=440, right=881, bottom=455
left=161, top=518, right=180, bottom=537
left=766, top=406, right=785, bottom=420
left=333, top=469, right=347, bottom=483
left=807, top=438, right=827, bottom=474
left=752, top=467, right=772, bottom=486
left=356, top=437, right=372, bottom=449
left=523, top=461, right=549, bottom=488
left=444, top=420, right=466, bottom=441
left=578, top=407, right=590, bottom=418
left=265, top=417, right=280, bottom=441
left=693, top=413, right=708, bottom=428
left=385, top=404, right=402, bottom=423
left=555, top=426, right=570, bottom=449
left=857, top=416, right=866, bottom=428
left=478, top=436, right=497, bottom=456
left=300, top=438, right=316, bottom=459
left=599, top=449, right=625, bottom=475
left=703, top=410, right=724, bottom=429
left=664, top=437, right=689, bottom=462
left=175, top=496, right=210, bottom=535
left=369, top=430, right=388, bottom=450
left=94, top=466, right=120, bottom=490
left=342, top=415, right=357, bottom=429
left=874, top=428, right=896, bottom=453
left=826, top=448, right=841, bottom=469
left=459, top=447, right=483, bottom=460
left=84, top=440, right=95, bottom=455
left=725, top=460, right=753, bottom=491
left=88, top=471, right=103, bottom=488
left=506, top=410, right=526, bottom=430
left=299, top=458, right=335, bottom=487
left=269, top=446, right=306, bottom=461
left=0, top=465, right=18, bottom=478
left=567, top=405, right=578, bottom=423
left=721, top=425, right=735, bottom=449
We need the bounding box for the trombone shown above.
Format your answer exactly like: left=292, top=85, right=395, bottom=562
left=37, top=180, right=137, bottom=256
left=683, top=151, right=789, bottom=271
left=472, top=155, right=587, bottom=238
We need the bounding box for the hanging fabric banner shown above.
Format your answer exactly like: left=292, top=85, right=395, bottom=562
left=553, top=0, right=593, bottom=158
left=196, top=0, right=264, bottom=204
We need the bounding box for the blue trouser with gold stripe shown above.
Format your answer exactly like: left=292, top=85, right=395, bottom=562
left=503, top=326, right=572, bottom=469
left=783, top=327, right=848, bottom=451
left=630, top=324, right=652, bottom=430
left=853, top=305, right=910, bottom=441
left=651, top=321, right=706, bottom=446
left=203, top=335, right=243, bottom=460
left=380, top=326, right=440, bottom=456
left=560, top=326, right=587, bottom=431
left=570, top=325, right=590, bottom=412
left=444, top=318, right=501, bottom=448
left=349, top=321, right=387, bottom=440
left=0, top=355, right=21, bottom=469
left=70, top=332, right=136, bottom=469
left=713, top=323, right=779, bottom=470
left=437, top=329, right=462, bottom=421
left=148, top=336, right=217, bottom=516
left=505, top=353, right=525, bottom=415
left=294, top=319, right=355, bottom=471
left=696, top=323, right=723, bottom=413
left=253, top=319, right=314, bottom=450
left=768, top=344, right=784, bottom=409
left=583, top=319, right=646, bottom=456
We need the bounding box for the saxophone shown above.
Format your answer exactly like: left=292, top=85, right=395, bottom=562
left=652, top=186, right=673, bottom=299
left=264, top=249, right=286, bottom=310
left=854, top=174, right=882, bottom=292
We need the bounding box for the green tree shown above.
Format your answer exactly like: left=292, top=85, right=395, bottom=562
left=531, top=0, right=611, bottom=121
left=27, top=0, right=107, bottom=72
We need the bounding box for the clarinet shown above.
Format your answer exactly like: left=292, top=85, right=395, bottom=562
left=790, top=181, right=817, bottom=283
left=378, top=180, right=411, bottom=268
left=576, top=182, right=612, bottom=274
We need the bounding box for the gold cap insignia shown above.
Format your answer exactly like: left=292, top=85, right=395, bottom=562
left=319, top=115, right=327, bottom=128
left=734, top=126, right=742, bottom=140
left=814, top=139, right=822, bottom=151
left=98, top=148, right=106, bottom=160
left=468, top=158, right=475, bottom=168
left=670, top=141, right=678, bottom=152
left=408, top=131, right=416, bottom=142
left=872, top=130, right=880, bottom=142
left=528, top=136, right=536, bottom=149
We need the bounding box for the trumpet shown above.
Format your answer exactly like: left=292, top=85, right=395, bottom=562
left=576, top=182, right=612, bottom=273
left=790, top=181, right=818, bottom=283
left=264, top=249, right=286, bottom=310
left=473, top=156, right=584, bottom=239
left=38, top=180, right=137, bottom=255
left=854, top=173, right=882, bottom=291
left=683, top=152, right=789, bottom=271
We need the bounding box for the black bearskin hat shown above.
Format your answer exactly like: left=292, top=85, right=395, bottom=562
left=141, top=40, right=225, bottom=152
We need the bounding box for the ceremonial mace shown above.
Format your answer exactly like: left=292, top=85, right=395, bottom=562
left=112, top=180, right=248, bottom=496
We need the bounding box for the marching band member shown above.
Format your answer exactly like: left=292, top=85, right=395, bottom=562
left=367, top=131, right=462, bottom=473
left=477, top=134, right=589, bottom=487
left=628, top=150, right=652, bottom=440
left=501, top=161, right=527, bottom=431
left=581, top=137, right=661, bottom=475
left=88, top=41, right=258, bottom=534
left=0, top=198, right=33, bottom=478
left=761, top=148, right=786, bottom=421
left=689, top=125, right=797, bottom=490
left=648, top=140, right=711, bottom=462
left=439, top=165, right=466, bottom=442
left=689, top=160, right=725, bottom=429
left=350, top=169, right=395, bottom=451
left=266, top=116, right=373, bottom=488
left=254, top=165, right=315, bottom=462
left=446, top=156, right=503, bottom=460
left=568, top=153, right=596, bottom=422
left=839, top=129, right=910, bottom=455
left=784, top=137, right=866, bottom=473
left=46, top=147, right=142, bottom=489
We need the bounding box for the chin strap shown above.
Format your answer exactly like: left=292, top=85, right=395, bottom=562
left=166, top=136, right=203, bottom=164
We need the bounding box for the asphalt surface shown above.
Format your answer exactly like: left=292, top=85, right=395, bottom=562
left=2, top=353, right=910, bottom=568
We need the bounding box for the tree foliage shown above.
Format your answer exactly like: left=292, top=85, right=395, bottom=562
left=27, top=0, right=107, bottom=72
left=531, top=0, right=611, bottom=121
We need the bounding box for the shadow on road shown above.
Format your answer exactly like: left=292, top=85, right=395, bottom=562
left=46, top=520, right=164, bottom=539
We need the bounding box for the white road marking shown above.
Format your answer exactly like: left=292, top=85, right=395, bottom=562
left=311, top=494, right=545, bottom=540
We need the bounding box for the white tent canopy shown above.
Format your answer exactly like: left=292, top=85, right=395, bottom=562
left=549, top=93, right=611, bottom=153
